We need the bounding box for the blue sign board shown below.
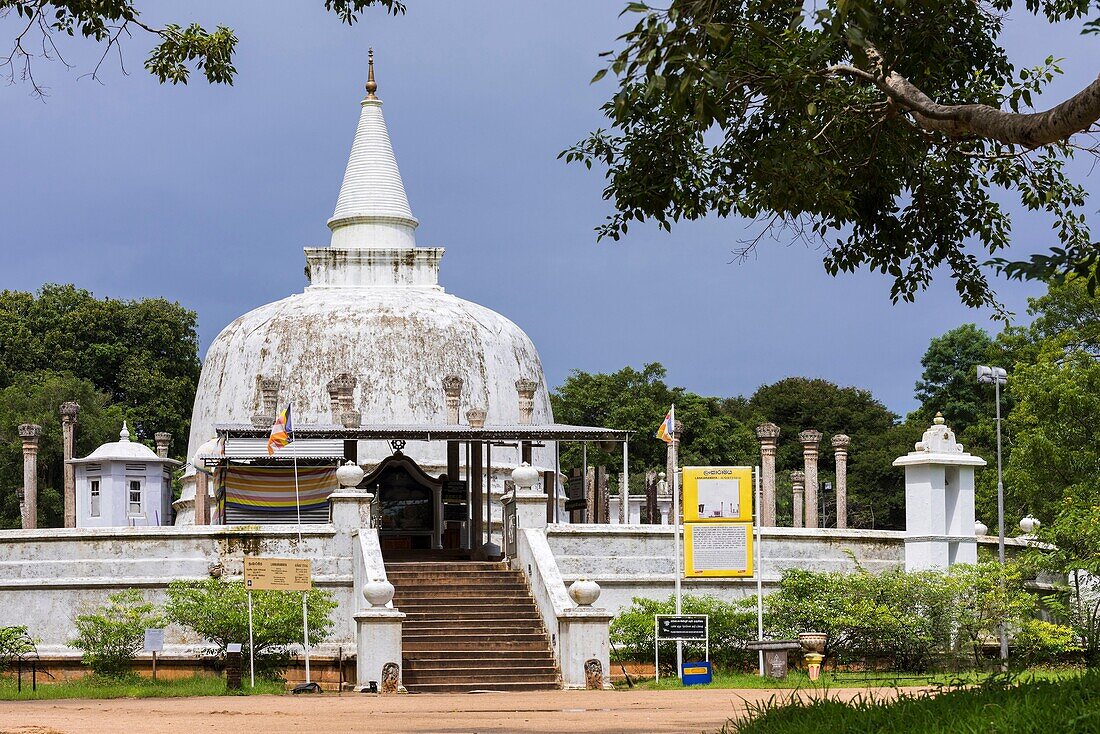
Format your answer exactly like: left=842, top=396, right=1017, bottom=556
left=681, top=661, right=712, bottom=686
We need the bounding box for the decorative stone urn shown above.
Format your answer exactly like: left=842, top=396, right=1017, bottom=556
left=568, top=578, right=601, bottom=607
left=974, top=520, right=989, bottom=536
left=362, top=578, right=395, bottom=607
left=336, top=460, right=366, bottom=488
left=511, top=462, right=539, bottom=490
left=798, top=632, right=827, bottom=654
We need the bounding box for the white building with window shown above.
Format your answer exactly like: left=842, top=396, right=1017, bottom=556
left=70, top=423, right=181, bottom=528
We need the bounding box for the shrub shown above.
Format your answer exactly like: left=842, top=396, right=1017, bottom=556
left=70, top=590, right=165, bottom=678
left=0, top=626, right=37, bottom=672
left=611, top=594, right=758, bottom=672
left=1013, top=619, right=1081, bottom=667
left=165, top=579, right=337, bottom=679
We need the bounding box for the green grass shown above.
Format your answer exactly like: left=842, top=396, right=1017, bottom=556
left=0, top=673, right=285, bottom=700
left=723, top=670, right=1100, bottom=733
left=625, top=667, right=1081, bottom=691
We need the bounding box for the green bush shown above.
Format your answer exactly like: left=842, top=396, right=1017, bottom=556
left=70, top=590, right=165, bottom=678
left=165, top=579, right=337, bottom=679
left=1013, top=619, right=1081, bottom=667
left=0, top=626, right=37, bottom=672
left=766, top=561, right=1046, bottom=672
left=611, top=595, right=759, bottom=672
left=728, top=671, right=1100, bottom=734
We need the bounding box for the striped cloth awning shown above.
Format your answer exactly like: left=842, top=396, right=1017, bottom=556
left=216, top=465, right=337, bottom=524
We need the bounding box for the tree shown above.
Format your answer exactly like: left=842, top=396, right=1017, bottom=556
left=550, top=363, right=758, bottom=484
left=563, top=1, right=1100, bottom=312
left=0, top=284, right=200, bottom=447
left=166, top=579, right=338, bottom=679
left=913, top=324, right=996, bottom=431
left=748, top=377, right=903, bottom=527
left=1, top=0, right=406, bottom=96
left=0, top=372, right=125, bottom=528
left=70, top=589, right=165, bottom=678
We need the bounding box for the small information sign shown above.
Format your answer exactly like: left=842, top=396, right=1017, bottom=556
left=656, top=614, right=708, bottom=642
left=564, top=476, right=587, bottom=511
left=143, top=628, right=165, bottom=653
left=442, top=480, right=468, bottom=504
left=443, top=503, right=469, bottom=522
left=243, top=557, right=312, bottom=591
left=681, top=661, right=713, bottom=685
left=684, top=521, right=754, bottom=577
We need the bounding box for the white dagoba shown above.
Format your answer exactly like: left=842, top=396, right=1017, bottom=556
left=180, top=53, right=552, bottom=521
left=894, top=413, right=986, bottom=570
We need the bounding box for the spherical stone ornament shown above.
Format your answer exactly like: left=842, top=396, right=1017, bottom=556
left=1019, top=515, right=1041, bottom=534
left=568, top=578, right=601, bottom=607
left=362, top=578, right=395, bottom=607
left=511, top=462, right=540, bottom=490
left=336, top=460, right=366, bottom=488
left=974, top=520, right=989, bottom=536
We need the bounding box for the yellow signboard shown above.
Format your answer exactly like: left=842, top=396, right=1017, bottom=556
left=684, top=521, right=754, bottom=577
left=243, top=557, right=312, bottom=591
left=682, top=466, right=754, bottom=523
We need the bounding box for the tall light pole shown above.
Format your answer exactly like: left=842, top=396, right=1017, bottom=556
left=977, top=364, right=1009, bottom=666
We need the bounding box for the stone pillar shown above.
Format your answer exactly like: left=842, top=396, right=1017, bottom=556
left=442, top=375, right=463, bottom=424
left=19, top=424, right=42, bottom=530
left=584, top=465, right=596, bottom=524
left=597, top=466, right=610, bottom=524
left=755, top=423, right=780, bottom=527
left=644, top=470, right=658, bottom=524
left=60, top=401, right=79, bottom=528
left=332, top=373, right=359, bottom=427
left=665, top=420, right=683, bottom=523
left=326, top=378, right=343, bottom=421
left=799, top=430, right=822, bottom=528
left=832, top=434, right=851, bottom=529
left=194, top=469, right=208, bottom=526
left=515, top=378, right=537, bottom=425
left=154, top=432, right=172, bottom=459
left=791, top=470, right=805, bottom=529
left=467, top=408, right=486, bottom=548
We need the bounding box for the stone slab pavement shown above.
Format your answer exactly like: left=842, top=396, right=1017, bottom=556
left=0, top=687, right=912, bottom=734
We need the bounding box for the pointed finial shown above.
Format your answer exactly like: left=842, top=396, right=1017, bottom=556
left=365, top=48, right=378, bottom=100
left=120, top=421, right=131, bottom=442
left=933, top=412, right=945, bottom=425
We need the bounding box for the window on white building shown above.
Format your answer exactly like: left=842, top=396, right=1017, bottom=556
left=128, top=480, right=142, bottom=515
left=90, top=479, right=100, bottom=517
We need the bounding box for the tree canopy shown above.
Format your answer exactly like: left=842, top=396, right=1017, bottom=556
left=563, top=0, right=1100, bottom=313
left=0, top=284, right=200, bottom=528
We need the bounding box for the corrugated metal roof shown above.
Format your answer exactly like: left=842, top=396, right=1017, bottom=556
left=214, top=423, right=632, bottom=442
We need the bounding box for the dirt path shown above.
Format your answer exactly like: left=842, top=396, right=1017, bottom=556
left=0, top=687, right=912, bottom=734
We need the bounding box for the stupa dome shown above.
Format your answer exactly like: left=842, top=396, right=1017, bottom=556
left=184, top=54, right=552, bottom=473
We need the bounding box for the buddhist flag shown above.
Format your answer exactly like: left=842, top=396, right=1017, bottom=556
left=267, top=403, right=293, bottom=455
left=656, top=405, right=675, bottom=444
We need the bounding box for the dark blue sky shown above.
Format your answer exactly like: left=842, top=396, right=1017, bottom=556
left=1, top=2, right=1095, bottom=416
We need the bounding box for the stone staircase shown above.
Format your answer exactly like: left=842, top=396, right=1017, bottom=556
left=386, top=561, right=561, bottom=693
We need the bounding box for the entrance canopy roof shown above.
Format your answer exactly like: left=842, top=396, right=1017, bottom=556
left=214, top=423, right=632, bottom=443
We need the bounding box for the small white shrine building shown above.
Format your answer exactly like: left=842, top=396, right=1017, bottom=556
left=70, top=423, right=181, bottom=528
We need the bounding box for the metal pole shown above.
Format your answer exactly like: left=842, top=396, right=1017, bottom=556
left=247, top=589, right=256, bottom=687
left=302, top=591, right=311, bottom=684
left=755, top=466, right=764, bottom=676
left=671, top=406, right=682, bottom=679
left=486, top=442, right=492, bottom=546
left=582, top=442, right=588, bottom=523
left=554, top=441, right=560, bottom=523
left=995, top=376, right=1008, bottom=666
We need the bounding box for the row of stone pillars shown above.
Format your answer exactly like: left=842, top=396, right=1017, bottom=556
left=755, top=423, right=850, bottom=529
left=16, top=402, right=172, bottom=530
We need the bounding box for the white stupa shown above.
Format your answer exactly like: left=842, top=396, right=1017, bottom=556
left=182, top=53, right=552, bottom=510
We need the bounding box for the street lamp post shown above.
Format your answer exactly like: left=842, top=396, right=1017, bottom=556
left=977, top=364, right=1009, bottom=666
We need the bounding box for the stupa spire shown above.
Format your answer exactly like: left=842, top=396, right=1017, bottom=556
left=327, top=49, right=418, bottom=248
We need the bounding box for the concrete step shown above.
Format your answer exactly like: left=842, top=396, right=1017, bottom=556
left=385, top=562, right=507, bottom=572
left=400, top=625, right=545, bottom=638
left=402, top=609, right=542, bottom=621
left=403, top=680, right=560, bottom=693
left=404, top=639, right=551, bottom=652
left=405, top=657, right=556, bottom=670
left=390, top=580, right=529, bottom=590
left=404, top=668, right=560, bottom=684
left=403, top=618, right=544, bottom=630
left=403, top=650, right=555, bottom=662
left=394, top=591, right=532, bottom=602
left=397, top=602, right=539, bottom=613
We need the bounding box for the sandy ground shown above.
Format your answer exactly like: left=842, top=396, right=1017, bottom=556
left=0, top=687, right=912, bottom=734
